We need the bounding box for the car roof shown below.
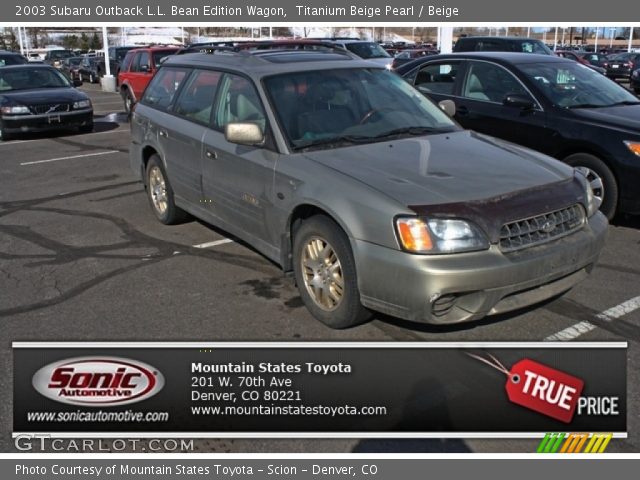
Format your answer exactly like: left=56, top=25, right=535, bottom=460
left=0, top=64, right=56, bottom=70
left=128, top=46, right=180, bottom=53
left=458, top=36, right=544, bottom=41
left=161, top=50, right=384, bottom=77
left=415, top=51, right=571, bottom=64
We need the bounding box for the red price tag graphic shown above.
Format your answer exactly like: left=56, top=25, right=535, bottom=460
left=468, top=354, right=584, bottom=424
left=507, top=359, right=584, bottom=423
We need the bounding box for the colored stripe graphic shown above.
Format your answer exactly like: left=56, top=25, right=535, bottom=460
left=537, top=433, right=613, bottom=453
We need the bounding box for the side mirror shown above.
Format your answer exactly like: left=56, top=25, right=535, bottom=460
left=225, top=123, right=264, bottom=146
left=438, top=99, right=456, bottom=118
left=503, top=93, right=535, bottom=110
left=73, top=79, right=83, bottom=87
left=140, top=64, right=150, bottom=73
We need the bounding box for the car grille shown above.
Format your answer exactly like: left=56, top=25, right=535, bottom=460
left=499, top=204, right=585, bottom=252
left=30, top=103, right=71, bottom=115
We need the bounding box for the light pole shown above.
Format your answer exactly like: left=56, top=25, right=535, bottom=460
left=609, top=27, right=614, bottom=48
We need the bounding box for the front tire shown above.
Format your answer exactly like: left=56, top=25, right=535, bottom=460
left=564, top=153, right=618, bottom=220
left=292, top=215, right=371, bottom=329
left=0, top=122, right=11, bottom=142
left=145, top=155, right=189, bottom=225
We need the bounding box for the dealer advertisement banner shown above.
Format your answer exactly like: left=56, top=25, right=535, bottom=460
left=13, top=343, right=626, bottom=436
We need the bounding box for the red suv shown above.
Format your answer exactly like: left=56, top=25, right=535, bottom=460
left=118, top=46, right=179, bottom=114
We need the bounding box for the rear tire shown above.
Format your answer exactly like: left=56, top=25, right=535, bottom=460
left=564, top=152, right=618, bottom=220
left=123, top=89, right=135, bottom=116
left=145, top=155, right=189, bottom=225
left=292, top=215, right=371, bottom=329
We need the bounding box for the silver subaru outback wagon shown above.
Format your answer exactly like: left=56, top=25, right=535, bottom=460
left=129, top=48, right=607, bottom=329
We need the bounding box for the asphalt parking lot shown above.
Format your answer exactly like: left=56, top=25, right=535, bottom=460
left=1, top=83, right=640, bottom=453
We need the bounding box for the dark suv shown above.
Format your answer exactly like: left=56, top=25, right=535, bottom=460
left=453, top=37, right=553, bottom=55
left=43, top=49, right=75, bottom=68
left=0, top=50, right=28, bottom=67
left=128, top=48, right=606, bottom=329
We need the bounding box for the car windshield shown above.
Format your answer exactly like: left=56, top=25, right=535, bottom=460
left=50, top=51, right=73, bottom=59
left=0, top=68, right=71, bottom=91
left=115, top=48, right=133, bottom=61
left=344, top=42, right=391, bottom=59
left=264, top=68, right=457, bottom=151
left=517, top=40, right=553, bottom=55
left=519, top=61, right=640, bottom=108
left=0, top=55, right=27, bottom=66
left=68, top=57, right=83, bottom=66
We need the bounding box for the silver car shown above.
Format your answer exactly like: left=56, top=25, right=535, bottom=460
left=129, top=49, right=607, bottom=329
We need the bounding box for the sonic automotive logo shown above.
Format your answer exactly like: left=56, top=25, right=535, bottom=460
left=32, top=357, right=164, bottom=406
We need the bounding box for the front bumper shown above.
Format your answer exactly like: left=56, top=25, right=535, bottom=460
left=606, top=69, right=631, bottom=79
left=1, top=109, right=93, bottom=133
left=353, top=212, right=608, bottom=324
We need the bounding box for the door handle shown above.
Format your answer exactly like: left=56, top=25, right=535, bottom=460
left=205, top=150, right=218, bottom=159
left=457, top=105, right=469, bottom=116
left=159, top=130, right=168, bottom=138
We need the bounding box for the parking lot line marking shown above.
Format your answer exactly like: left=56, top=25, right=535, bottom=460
left=0, top=129, right=129, bottom=147
left=193, top=238, right=234, bottom=249
left=20, top=150, right=120, bottom=166
left=544, top=295, right=640, bottom=341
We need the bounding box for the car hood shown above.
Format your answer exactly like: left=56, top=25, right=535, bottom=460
left=570, top=104, right=640, bottom=133
left=0, top=87, right=88, bottom=105
left=301, top=130, right=573, bottom=207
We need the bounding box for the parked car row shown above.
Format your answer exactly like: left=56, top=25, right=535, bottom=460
left=5, top=40, right=640, bottom=330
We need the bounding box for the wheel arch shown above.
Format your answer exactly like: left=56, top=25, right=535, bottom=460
left=281, top=203, right=352, bottom=273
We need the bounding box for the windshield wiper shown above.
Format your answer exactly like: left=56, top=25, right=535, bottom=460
left=371, top=126, right=453, bottom=139
left=292, top=135, right=371, bottom=151
left=569, top=100, right=640, bottom=109
left=567, top=103, right=608, bottom=109
left=608, top=100, right=640, bottom=106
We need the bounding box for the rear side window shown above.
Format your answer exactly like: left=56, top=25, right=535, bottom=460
left=173, top=69, right=222, bottom=124
left=141, top=67, right=189, bottom=110
left=413, top=62, right=460, bottom=95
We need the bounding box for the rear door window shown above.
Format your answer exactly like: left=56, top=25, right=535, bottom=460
left=173, top=69, right=222, bottom=124
left=412, top=62, right=461, bottom=95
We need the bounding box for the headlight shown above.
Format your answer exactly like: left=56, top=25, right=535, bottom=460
left=0, top=105, right=30, bottom=115
left=396, top=217, right=489, bottom=254
left=575, top=168, right=599, bottom=217
left=624, top=140, right=640, bottom=157
left=632, top=70, right=639, bottom=78
left=73, top=100, right=91, bottom=109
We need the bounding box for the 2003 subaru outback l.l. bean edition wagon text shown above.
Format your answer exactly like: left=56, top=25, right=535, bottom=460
left=129, top=48, right=607, bottom=329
